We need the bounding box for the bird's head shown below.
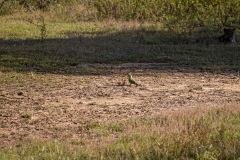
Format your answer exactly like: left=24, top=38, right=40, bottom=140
left=128, top=73, right=132, bottom=78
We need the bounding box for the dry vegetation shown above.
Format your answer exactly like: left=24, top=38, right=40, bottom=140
left=0, top=1, right=240, bottom=159
left=1, top=66, right=240, bottom=159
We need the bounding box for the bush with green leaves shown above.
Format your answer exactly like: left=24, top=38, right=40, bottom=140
left=18, top=0, right=77, bottom=10
left=89, top=0, right=240, bottom=34
left=1, top=0, right=239, bottom=34
left=0, top=0, right=77, bottom=14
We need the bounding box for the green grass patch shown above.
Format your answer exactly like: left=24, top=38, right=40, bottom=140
left=21, top=113, right=32, bottom=119
left=0, top=21, right=239, bottom=74
left=0, top=141, right=89, bottom=160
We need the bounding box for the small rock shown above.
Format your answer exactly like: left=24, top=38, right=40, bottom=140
left=17, top=91, right=23, bottom=96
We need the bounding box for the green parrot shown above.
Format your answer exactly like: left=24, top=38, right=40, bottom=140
left=128, top=73, right=140, bottom=86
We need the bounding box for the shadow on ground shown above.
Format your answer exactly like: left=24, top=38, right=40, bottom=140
left=0, top=29, right=239, bottom=75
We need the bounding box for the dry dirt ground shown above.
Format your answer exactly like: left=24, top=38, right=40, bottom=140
left=0, top=63, right=240, bottom=149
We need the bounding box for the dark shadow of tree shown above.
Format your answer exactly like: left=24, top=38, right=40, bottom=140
left=0, top=29, right=239, bottom=75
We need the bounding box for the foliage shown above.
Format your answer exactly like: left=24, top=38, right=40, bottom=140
left=0, top=0, right=77, bottom=14
left=1, top=0, right=240, bottom=34
left=17, top=0, right=77, bottom=10
left=0, top=0, right=20, bottom=15
left=89, top=0, right=240, bottom=34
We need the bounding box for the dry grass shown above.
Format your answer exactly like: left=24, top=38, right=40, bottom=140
left=103, top=104, right=240, bottom=159
left=1, top=104, right=240, bottom=159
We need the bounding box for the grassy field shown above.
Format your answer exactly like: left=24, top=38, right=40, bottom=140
left=0, top=10, right=240, bottom=159
left=0, top=17, right=239, bottom=74
left=1, top=103, right=240, bottom=159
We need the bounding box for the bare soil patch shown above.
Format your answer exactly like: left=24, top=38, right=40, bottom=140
left=0, top=63, right=240, bottom=149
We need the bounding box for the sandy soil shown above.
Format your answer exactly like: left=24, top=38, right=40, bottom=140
left=0, top=63, right=240, bottom=148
